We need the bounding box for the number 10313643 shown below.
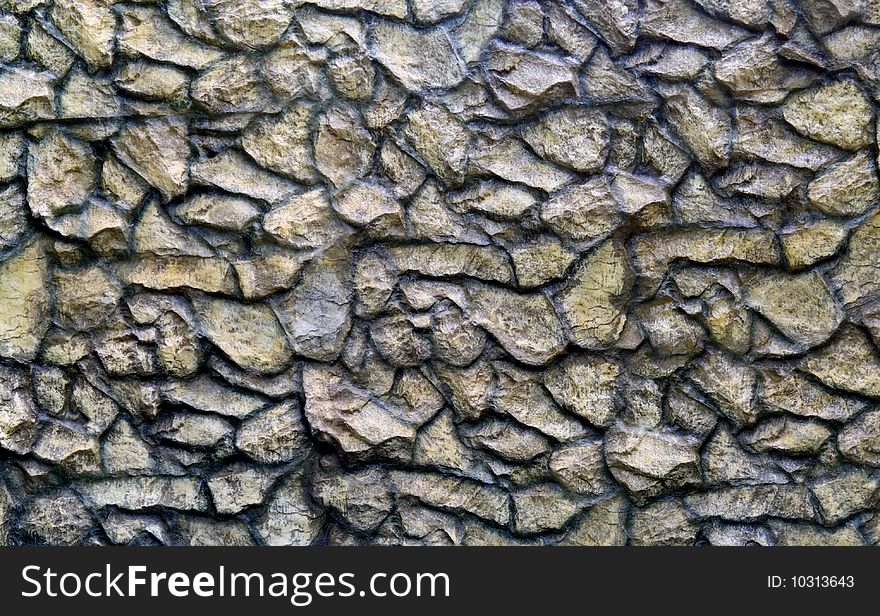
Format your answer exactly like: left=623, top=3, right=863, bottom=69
left=768, top=575, right=855, bottom=589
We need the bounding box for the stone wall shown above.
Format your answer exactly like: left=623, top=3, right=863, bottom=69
left=1, top=0, right=879, bottom=546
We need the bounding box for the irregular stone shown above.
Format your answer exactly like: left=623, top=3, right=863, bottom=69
left=192, top=295, right=294, bottom=375
left=463, top=283, right=567, bottom=366
left=59, top=69, right=120, bottom=119
left=611, top=171, right=669, bottom=215
left=191, top=150, right=298, bottom=203
left=402, top=102, right=472, bottom=186
left=545, top=354, right=620, bottom=428
left=760, top=367, right=865, bottom=422
left=174, top=517, right=256, bottom=546
left=50, top=0, right=114, bottom=69
left=405, top=181, right=484, bottom=243
left=581, top=47, right=654, bottom=105
left=34, top=421, right=100, bottom=474
left=630, top=499, right=698, bottom=545
left=379, top=140, right=425, bottom=198
left=396, top=501, right=464, bottom=545
left=512, top=484, right=584, bottom=534
left=242, top=103, right=317, bottom=183
left=632, top=228, right=780, bottom=297
left=838, top=409, right=880, bottom=467
left=311, top=465, right=392, bottom=533
left=301, top=0, right=405, bottom=18
left=151, top=412, right=234, bottom=450
left=102, top=418, right=153, bottom=474
left=811, top=468, right=880, bottom=525
left=471, top=135, right=576, bottom=192
left=327, top=51, right=376, bottom=102
left=164, top=375, right=265, bottom=419
left=273, top=247, right=352, bottom=361
left=713, top=32, right=817, bottom=103
left=192, top=56, right=274, bottom=114
left=353, top=251, right=394, bottom=317
left=740, top=270, right=842, bottom=348
left=434, top=360, right=495, bottom=419
left=687, top=351, right=757, bottom=426
left=545, top=2, right=598, bottom=62
left=430, top=302, right=486, bottom=367
left=369, top=20, right=465, bottom=91
left=571, top=0, right=637, bottom=55
left=303, top=363, right=418, bottom=460
left=114, top=60, right=190, bottom=104
left=541, top=177, right=622, bottom=242
left=115, top=254, right=235, bottom=295
left=461, top=416, right=551, bottom=463
left=0, top=132, right=24, bottom=182
left=262, top=188, right=351, bottom=250
left=314, top=105, right=375, bottom=188
left=0, top=14, right=19, bottom=63
left=448, top=181, right=537, bottom=220
left=26, top=21, right=76, bottom=76
left=333, top=182, right=402, bottom=228
left=605, top=422, right=701, bottom=503
left=0, top=366, right=38, bottom=455
left=235, top=248, right=311, bottom=299
left=559, top=494, right=628, bottom=546
left=801, top=326, right=880, bottom=398
left=779, top=219, right=848, bottom=270
left=734, top=106, right=839, bottom=171
left=807, top=151, right=879, bottom=217
left=713, top=162, right=808, bottom=202
left=0, top=67, right=55, bottom=127
left=54, top=265, right=121, bottom=330
left=493, top=362, right=588, bottom=442
left=20, top=491, right=93, bottom=545
left=741, top=416, right=832, bottom=455
left=510, top=237, right=577, bottom=288
left=685, top=485, right=814, bottom=522
left=521, top=106, right=608, bottom=174
left=636, top=297, right=705, bottom=356
left=172, top=193, right=261, bottom=232
left=0, top=184, right=27, bottom=253
left=672, top=172, right=755, bottom=227
left=549, top=439, right=613, bottom=496
left=831, top=211, right=880, bottom=309
left=118, top=5, right=225, bottom=69
left=256, top=472, right=324, bottom=546
left=782, top=79, right=873, bottom=151
left=390, top=470, right=510, bottom=526
left=484, top=43, right=578, bottom=115
left=656, top=82, right=732, bottom=171
left=0, top=238, right=50, bottom=361
left=390, top=244, right=512, bottom=284
left=27, top=129, right=94, bottom=218
left=558, top=240, right=632, bottom=349
left=703, top=522, right=774, bottom=546
left=110, top=118, right=190, bottom=200
left=770, top=521, right=865, bottom=546
left=78, top=476, right=208, bottom=511
left=452, top=0, right=504, bottom=63
left=702, top=426, right=787, bottom=485
left=202, top=0, right=290, bottom=48
left=207, top=463, right=282, bottom=515
left=370, top=312, right=431, bottom=367
left=413, top=409, right=478, bottom=475
left=642, top=0, right=749, bottom=49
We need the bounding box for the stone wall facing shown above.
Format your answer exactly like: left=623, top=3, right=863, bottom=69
left=1, top=0, right=880, bottom=546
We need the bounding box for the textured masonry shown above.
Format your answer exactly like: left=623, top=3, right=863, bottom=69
left=1, top=0, right=880, bottom=546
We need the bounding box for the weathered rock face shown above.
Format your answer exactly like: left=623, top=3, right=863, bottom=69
left=2, top=0, right=878, bottom=547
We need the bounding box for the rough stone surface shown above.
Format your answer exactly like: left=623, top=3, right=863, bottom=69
left=0, top=1, right=876, bottom=547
